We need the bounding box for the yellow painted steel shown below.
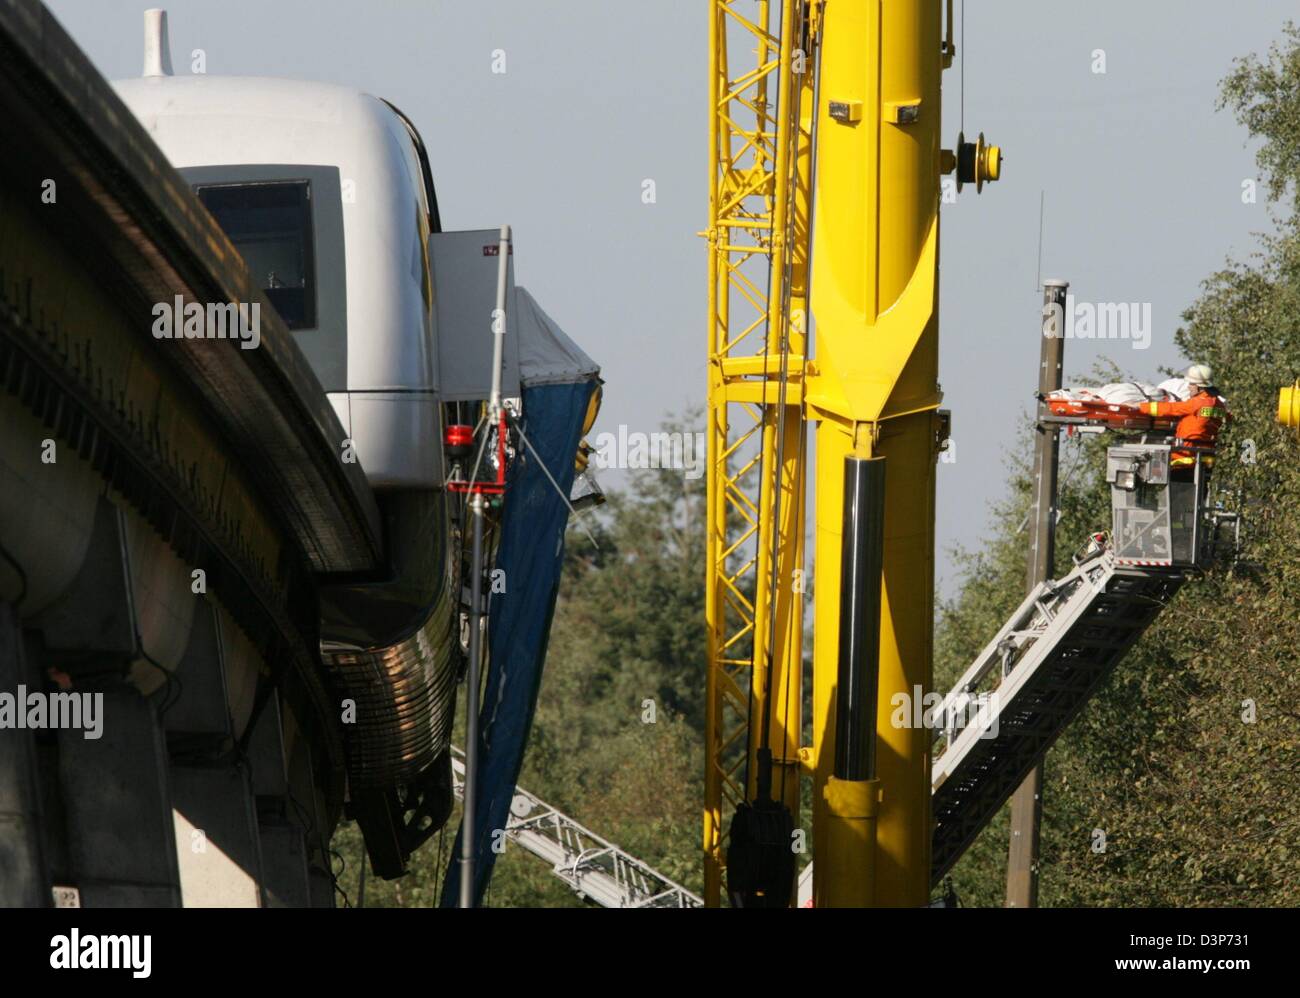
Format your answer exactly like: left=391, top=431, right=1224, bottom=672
left=820, top=774, right=879, bottom=907
left=1279, top=381, right=1300, bottom=429
left=806, top=0, right=946, bottom=908
left=706, top=0, right=981, bottom=907
left=704, top=0, right=813, bottom=906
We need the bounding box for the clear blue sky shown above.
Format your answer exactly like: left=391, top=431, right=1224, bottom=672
left=47, top=0, right=1290, bottom=593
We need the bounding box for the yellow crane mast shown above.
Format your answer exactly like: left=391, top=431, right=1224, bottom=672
left=704, top=0, right=999, bottom=907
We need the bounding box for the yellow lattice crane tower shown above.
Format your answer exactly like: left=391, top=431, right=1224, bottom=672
left=704, top=0, right=813, bottom=909
left=704, top=0, right=1000, bottom=908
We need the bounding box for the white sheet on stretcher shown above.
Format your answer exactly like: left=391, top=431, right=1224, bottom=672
left=1156, top=377, right=1195, bottom=401
left=1048, top=381, right=1174, bottom=406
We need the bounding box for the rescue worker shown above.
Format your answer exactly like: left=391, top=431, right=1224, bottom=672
left=1143, top=364, right=1229, bottom=481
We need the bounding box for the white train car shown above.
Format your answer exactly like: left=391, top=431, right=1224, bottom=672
left=113, top=9, right=599, bottom=887
left=115, top=73, right=442, bottom=488
left=113, top=11, right=488, bottom=876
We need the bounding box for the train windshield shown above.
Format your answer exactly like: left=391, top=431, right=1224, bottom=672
left=195, top=180, right=317, bottom=330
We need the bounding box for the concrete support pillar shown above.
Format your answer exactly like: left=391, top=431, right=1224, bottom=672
left=58, top=681, right=183, bottom=906
left=259, top=702, right=319, bottom=907
left=247, top=690, right=289, bottom=799
left=21, top=497, right=182, bottom=906
left=309, top=866, right=337, bottom=909
left=0, top=602, right=49, bottom=905
left=166, top=601, right=265, bottom=907
left=164, top=599, right=230, bottom=748
left=170, top=763, right=264, bottom=907
left=259, top=820, right=310, bottom=907
left=247, top=689, right=315, bottom=907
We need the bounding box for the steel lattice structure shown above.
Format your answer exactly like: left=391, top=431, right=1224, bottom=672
left=703, top=0, right=815, bottom=906
left=449, top=748, right=702, bottom=908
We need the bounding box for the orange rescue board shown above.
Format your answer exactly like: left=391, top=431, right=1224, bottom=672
left=1046, top=397, right=1179, bottom=431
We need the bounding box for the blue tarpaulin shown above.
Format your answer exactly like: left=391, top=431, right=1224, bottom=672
left=439, top=289, right=597, bottom=907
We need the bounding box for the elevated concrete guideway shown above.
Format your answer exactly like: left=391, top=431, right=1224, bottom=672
left=0, top=0, right=383, bottom=575
left=0, top=0, right=388, bottom=908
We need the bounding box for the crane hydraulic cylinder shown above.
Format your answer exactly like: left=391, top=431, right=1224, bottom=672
left=819, top=456, right=885, bottom=908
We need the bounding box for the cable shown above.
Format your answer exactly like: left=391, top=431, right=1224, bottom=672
left=775, top=26, right=825, bottom=807
left=450, top=409, right=490, bottom=493
left=330, top=848, right=353, bottom=909
left=285, top=781, right=318, bottom=842
left=136, top=643, right=182, bottom=717
left=507, top=410, right=598, bottom=548
left=433, top=822, right=447, bottom=902
left=451, top=405, right=493, bottom=677
left=237, top=708, right=340, bottom=913
left=0, top=539, right=29, bottom=608
left=777, top=7, right=823, bottom=810
left=760, top=0, right=818, bottom=808
left=743, top=0, right=808, bottom=804
left=1036, top=191, right=1045, bottom=291
left=960, top=0, right=966, bottom=133
left=739, top=0, right=786, bottom=801
left=776, top=405, right=810, bottom=807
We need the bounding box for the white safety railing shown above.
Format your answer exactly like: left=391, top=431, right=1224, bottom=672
left=449, top=747, right=702, bottom=908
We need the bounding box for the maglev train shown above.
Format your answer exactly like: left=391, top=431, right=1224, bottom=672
left=111, top=11, right=592, bottom=878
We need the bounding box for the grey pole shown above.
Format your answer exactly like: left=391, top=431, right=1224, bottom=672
left=488, top=225, right=511, bottom=414
left=460, top=491, right=487, bottom=908
left=1006, top=278, right=1068, bottom=909
left=461, top=223, right=510, bottom=908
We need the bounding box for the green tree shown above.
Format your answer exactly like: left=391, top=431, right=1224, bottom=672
left=939, top=21, right=1300, bottom=907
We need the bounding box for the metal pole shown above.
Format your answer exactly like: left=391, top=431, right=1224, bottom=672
left=488, top=225, right=511, bottom=414
left=459, top=492, right=487, bottom=908
left=458, top=222, right=511, bottom=907
left=1006, top=278, right=1067, bottom=908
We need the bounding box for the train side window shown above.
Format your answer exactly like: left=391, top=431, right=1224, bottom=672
left=195, top=181, right=317, bottom=330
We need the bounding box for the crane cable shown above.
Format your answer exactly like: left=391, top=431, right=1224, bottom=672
left=774, top=10, right=822, bottom=811
left=746, top=0, right=815, bottom=808
left=738, top=2, right=785, bottom=803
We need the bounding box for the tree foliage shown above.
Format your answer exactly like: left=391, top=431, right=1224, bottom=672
left=941, top=22, right=1300, bottom=907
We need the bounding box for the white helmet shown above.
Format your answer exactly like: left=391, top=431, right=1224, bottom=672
left=1186, top=363, right=1213, bottom=387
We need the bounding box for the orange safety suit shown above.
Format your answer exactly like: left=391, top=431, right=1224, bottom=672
left=1144, top=390, right=1229, bottom=468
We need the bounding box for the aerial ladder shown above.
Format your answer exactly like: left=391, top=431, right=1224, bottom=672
left=448, top=749, right=701, bottom=908
left=704, top=0, right=1002, bottom=907
left=934, top=417, right=1243, bottom=878
left=797, top=433, right=1235, bottom=896
left=930, top=530, right=1184, bottom=882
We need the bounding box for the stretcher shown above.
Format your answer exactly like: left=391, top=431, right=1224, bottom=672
left=1045, top=396, right=1179, bottom=431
